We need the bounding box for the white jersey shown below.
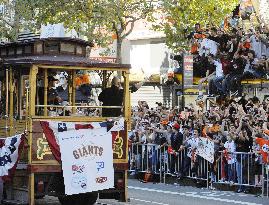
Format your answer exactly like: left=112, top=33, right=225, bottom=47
left=224, top=140, right=236, bottom=164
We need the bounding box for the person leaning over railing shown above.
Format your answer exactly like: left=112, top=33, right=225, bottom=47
left=129, top=130, right=143, bottom=172
left=169, top=122, right=183, bottom=174
left=178, top=127, right=200, bottom=179
left=153, top=123, right=169, bottom=172
left=252, top=133, right=265, bottom=187
left=236, top=130, right=252, bottom=184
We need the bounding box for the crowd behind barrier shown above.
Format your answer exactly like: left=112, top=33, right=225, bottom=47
left=128, top=98, right=269, bottom=196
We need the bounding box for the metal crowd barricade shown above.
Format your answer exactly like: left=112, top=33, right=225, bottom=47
left=261, top=157, right=269, bottom=198
left=214, top=151, right=256, bottom=187
left=163, top=146, right=209, bottom=186
left=128, top=143, right=165, bottom=182
left=128, top=143, right=269, bottom=197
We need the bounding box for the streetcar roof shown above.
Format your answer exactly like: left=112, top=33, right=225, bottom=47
left=0, top=37, right=131, bottom=69
left=1, top=55, right=131, bottom=69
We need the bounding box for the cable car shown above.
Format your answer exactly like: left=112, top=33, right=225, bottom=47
left=0, top=37, right=131, bottom=205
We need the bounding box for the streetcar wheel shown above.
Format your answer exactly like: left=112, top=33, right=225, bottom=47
left=58, top=193, right=98, bottom=205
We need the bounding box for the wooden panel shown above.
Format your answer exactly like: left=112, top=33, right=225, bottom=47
left=32, top=121, right=57, bottom=163
left=28, top=164, right=61, bottom=173
left=114, top=163, right=128, bottom=171
left=112, top=128, right=128, bottom=163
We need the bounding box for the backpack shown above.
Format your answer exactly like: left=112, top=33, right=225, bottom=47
left=142, top=171, right=153, bottom=183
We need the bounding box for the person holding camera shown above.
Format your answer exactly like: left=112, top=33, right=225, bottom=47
left=234, top=115, right=252, bottom=192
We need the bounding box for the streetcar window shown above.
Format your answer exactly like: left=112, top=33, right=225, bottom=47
left=35, top=69, right=127, bottom=118
left=1, top=48, right=6, bottom=56
left=16, top=47, right=23, bottom=55
left=35, top=43, right=43, bottom=54
left=8, top=47, right=15, bottom=56
left=24, top=45, right=32, bottom=54
left=44, top=41, right=59, bottom=54
left=76, top=46, right=83, bottom=55
left=61, top=43, right=75, bottom=54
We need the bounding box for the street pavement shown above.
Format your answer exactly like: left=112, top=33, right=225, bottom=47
left=36, top=179, right=269, bottom=205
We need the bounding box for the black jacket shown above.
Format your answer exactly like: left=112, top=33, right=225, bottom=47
left=170, top=132, right=183, bottom=151
left=98, top=85, right=123, bottom=117
left=98, top=84, right=138, bottom=117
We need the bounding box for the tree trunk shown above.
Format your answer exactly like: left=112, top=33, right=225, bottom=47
left=116, top=37, right=122, bottom=64
left=13, top=0, right=21, bottom=41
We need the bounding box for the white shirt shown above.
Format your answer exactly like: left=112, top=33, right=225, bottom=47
left=186, top=137, right=199, bottom=158
left=199, top=39, right=218, bottom=56
left=224, top=140, right=236, bottom=164
left=214, top=60, right=224, bottom=77
left=250, top=35, right=262, bottom=58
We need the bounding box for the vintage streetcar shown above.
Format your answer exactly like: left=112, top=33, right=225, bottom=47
left=0, top=37, right=131, bottom=205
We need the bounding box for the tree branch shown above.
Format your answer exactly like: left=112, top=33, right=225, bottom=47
left=0, top=16, right=14, bottom=28
left=112, top=21, right=120, bottom=38
left=122, top=19, right=135, bottom=39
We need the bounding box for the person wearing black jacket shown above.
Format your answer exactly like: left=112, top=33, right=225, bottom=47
left=170, top=122, right=183, bottom=174
left=235, top=128, right=252, bottom=193
left=98, top=76, right=146, bottom=117
left=98, top=77, right=124, bottom=117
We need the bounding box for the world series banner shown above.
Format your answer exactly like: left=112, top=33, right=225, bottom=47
left=197, top=137, right=215, bottom=163
left=40, top=119, right=125, bottom=195
left=58, top=128, right=114, bottom=195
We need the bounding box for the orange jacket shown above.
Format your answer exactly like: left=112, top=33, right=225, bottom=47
left=256, top=138, right=269, bottom=163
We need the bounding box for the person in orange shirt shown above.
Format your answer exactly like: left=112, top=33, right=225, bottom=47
left=255, top=137, right=269, bottom=164
left=190, top=40, right=199, bottom=55
left=202, top=117, right=220, bottom=138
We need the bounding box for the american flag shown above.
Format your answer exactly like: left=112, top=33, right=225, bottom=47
left=0, top=134, right=25, bottom=179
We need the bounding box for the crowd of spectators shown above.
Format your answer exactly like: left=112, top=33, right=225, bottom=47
left=186, top=16, right=269, bottom=100
left=129, top=97, right=269, bottom=192
left=128, top=4, right=269, bottom=193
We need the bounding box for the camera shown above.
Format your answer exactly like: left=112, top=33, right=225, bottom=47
left=242, top=118, right=247, bottom=123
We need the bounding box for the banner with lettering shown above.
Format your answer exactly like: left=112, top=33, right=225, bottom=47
left=40, top=118, right=124, bottom=162
left=197, top=137, right=215, bottom=163
left=58, top=128, right=114, bottom=195
left=0, top=134, right=25, bottom=179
